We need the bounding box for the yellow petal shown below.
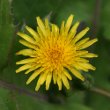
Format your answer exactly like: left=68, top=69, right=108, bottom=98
left=74, top=57, right=89, bottom=63
left=73, top=27, right=89, bottom=43
left=25, top=26, right=39, bottom=41
left=80, top=38, right=98, bottom=49
left=39, top=72, right=48, bottom=85
left=35, top=72, right=48, bottom=91
left=52, top=24, right=59, bottom=38
left=63, top=70, right=72, bottom=80
left=73, top=63, right=89, bottom=72
left=68, top=21, right=80, bottom=40
left=36, top=17, right=47, bottom=36
left=16, top=49, right=36, bottom=57
left=60, top=21, right=65, bottom=35
left=57, top=77, right=62, bottom=90
left=53, top=71, right=57, bottom=84
left=16, top=58, right=36, bottom=65
left=67, top=65, right=85, bottom=81
left=44, top=19, right=51, bottom=37
left=65, top=14, right=74, bottom=33
left=46, top=72, right=52, bottom=90
left=17, top=32, right=36, bottom=44
left=16, top=64, right=32, bottom=73
left=26, top=68, right=44, bottom=84
left=61, top=74, right=70, bottom=89
left=77, top=63, right=96, bottom=70
left=75, top=37, right=90, bottom=48
left=19, top=40, right=36, bottom=49
left=45, top=18, right=50, bottom=30
left=75, top=50, right=88, bottom=56
left=35, top=81, right=41, bottom=91
left=81, top=53, right=98, bottom=58
left=37, top=27, right=44, bottom=38
left=25, top=64, right=41, bottom=74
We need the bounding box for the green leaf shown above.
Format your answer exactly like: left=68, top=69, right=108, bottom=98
left=0, top=0, right=14, bottom=68
left=12, top=0, right=61, bottom=26
left=0, top=88, right=18, bottom=110
left=101, top=0, right=110, bottom=40
left=55, top=0, right=95, bottom=25
left=0, top=87, right=92, bottom=110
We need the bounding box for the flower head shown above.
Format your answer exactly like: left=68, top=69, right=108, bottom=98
left=16, top=15, right=98, bottom=91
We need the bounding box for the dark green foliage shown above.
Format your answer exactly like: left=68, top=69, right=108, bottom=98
left=0, top=0, right=110, bottom=110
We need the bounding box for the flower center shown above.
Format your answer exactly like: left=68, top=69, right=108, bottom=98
left=50, top=49, right=61, bottom=62
left=47, top=46, right=64, bottom=67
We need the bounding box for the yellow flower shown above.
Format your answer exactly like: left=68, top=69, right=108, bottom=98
left=16, top=15, right=98, bottom=91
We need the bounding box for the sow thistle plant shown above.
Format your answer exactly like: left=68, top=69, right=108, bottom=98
left=16, top=15, right=98, bottom=91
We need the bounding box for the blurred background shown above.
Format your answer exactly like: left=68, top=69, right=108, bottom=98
left=0, top=0, right=110, bottom=110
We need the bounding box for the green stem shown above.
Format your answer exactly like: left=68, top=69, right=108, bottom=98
left=90, top=86, right=110, bottom=98
left=0, top=79, right=110, bottom=99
